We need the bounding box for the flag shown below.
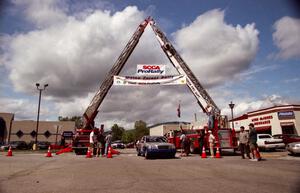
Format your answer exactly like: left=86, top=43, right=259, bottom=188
left=177, top=102, right=181, bottom=118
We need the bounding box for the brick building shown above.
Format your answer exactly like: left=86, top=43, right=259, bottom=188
left=0, top=112, right=75, bottom=144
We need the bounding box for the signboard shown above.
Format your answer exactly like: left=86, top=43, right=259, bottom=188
left=251, top=115, right=273, bottom=126
left=113, top=75, right=186, bottom=86
left=62, top=131, right=74, bottom=138
left=278, top=111, right=295, bottom=120
left=136, top=64, right=165, bottom=75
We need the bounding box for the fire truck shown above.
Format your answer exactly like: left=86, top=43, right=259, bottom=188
left=167, top=127, right=237, bottom=154
left=72, top=17, right=238, bottom=154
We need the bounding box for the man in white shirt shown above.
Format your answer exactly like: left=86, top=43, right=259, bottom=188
left=89, top=129, right=95, bottom=156
left=180, top=132, right=186, bottom=156
left=208, top=130, right=216, bottom=158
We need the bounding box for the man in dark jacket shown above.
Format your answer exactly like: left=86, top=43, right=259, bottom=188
left=96, top=128, right=105, bottom=157
left=249, top=123, right=261, bottom=161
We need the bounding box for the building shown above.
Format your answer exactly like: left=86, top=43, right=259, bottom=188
left=229, top=105, right=300, bottom=135
left=0, top=113, right=14, bottom=144
left=149, top=121, right=191, bottom=136
left=0, top=112, right=75, bottom=144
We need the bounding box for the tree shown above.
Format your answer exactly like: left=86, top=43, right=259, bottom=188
left=111, top=124, right=125, bottom=141
left=58, top=116, right=83, bottom=129
left=134, top=120, right=149, bottom=140
left=121, top=130, right=135, bottom=144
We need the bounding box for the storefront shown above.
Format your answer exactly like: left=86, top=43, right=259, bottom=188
left=230, top=105, right=300, bottom=135
left=0, top=112, right=75, bottom=144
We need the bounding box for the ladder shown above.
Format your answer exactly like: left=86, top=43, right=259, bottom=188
left=149, top=19, right=220, bottom=116
left=83, top=18, right=150, bottom=128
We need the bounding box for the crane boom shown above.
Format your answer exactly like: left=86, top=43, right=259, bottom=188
left=82, top=18, right=150, bottom=128
left=149, top=19, right=220, bottom=116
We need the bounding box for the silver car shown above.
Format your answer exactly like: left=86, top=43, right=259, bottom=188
left=286, top=142, right=300, bottom=155
left=136, top=136, right=176, bottom=159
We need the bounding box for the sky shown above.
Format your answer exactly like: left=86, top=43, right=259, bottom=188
left=0, top=0, right=300, bottom=129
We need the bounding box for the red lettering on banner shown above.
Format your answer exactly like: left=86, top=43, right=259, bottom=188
left=143, top=65, right=160, bottom=70
left=254, top=120, right=271, bottom=126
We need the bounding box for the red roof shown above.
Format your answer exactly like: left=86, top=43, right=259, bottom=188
left=228, top=114, right=248, bottom=122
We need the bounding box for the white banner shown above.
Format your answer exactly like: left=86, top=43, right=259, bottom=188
left=136, top=64, right=165, bottom=75
left=113, top=75, right=186, bottom=86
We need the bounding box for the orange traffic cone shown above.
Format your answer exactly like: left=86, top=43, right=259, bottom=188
left=86, top=148, right=92, bottom=158
left=111, top=148, right=120, bottom=155
left=255, top=147, right=262, bottom=161
left=215, top=147, right=221, bottom=158
left=6, top=146, right=13, bottom=157
left=46, top=146, right=52, bottom=157
left=107, top=146, right=112, bottom=158
left=201, top=146, right=207, bottom=158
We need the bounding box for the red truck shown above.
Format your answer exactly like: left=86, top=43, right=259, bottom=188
left=72, top=129, right=93, bottom=155
left=167, top=127, right=238, bottom=154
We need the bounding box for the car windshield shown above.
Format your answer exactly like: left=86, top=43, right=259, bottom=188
left=259, top=135, right=271, bottom=139
left=146, top=137, right=166, bottom=143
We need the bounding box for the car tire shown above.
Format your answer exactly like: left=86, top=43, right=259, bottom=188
left=145, top=149, right=150, bottom=159
left=137, top=149, right=141, bottom=156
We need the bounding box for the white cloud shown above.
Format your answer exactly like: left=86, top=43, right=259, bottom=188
left=174, top=9, right=259, bottom=88
left=283, top=78, right=299, bottom=83
left=4, top=5, right=155, bottom=98
left=273, top=16, right=300, bottom=59
left=12, top=0, right=68, bottom=28
left=221, top=94, right=290, bottom=118
left=0, top=97, right=50, bottom=120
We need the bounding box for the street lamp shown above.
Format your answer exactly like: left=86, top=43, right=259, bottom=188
left=33, top=83, right=48, bottom=150
left=229, top=101, right=235, bottom=130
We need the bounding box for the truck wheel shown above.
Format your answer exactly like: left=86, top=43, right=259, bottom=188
left=233, top=148, right=238, bottom=155
left=74, top=149, right=81, bottom=155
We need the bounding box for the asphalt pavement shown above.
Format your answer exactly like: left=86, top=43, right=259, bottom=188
left=0, top=149, right=299, bottom=193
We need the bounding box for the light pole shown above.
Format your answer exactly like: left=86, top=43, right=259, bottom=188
left=229, top=101, right=235, bottom=130
left=33, top=83, right=48, bottom=150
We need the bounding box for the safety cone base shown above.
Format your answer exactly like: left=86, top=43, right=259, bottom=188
left=201, top=147, right=207, bottom=158
left=215, top=147, right=221, bottom=158
left=86, top=149, right=92, bottom=158
left=46, top=152, right=52, bottom=157
left=6, top=147, right=13, bottom=157
left=107, top=147, right=112, bottom=158
left=45, top=146, right=53, bottom=157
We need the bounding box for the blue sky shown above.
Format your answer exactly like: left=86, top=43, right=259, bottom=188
left=0, top=0, right=300, bottom=129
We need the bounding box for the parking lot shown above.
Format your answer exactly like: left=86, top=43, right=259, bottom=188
left=0, top=149, right=299, bottom=193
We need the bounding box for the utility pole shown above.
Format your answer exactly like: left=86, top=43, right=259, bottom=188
left=33, top=83, right=48, bottom=150
left=229, top=101, right=235, bottom=130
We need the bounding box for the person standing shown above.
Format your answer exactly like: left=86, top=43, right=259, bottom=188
left=105, top=132, right=112, bottom=156
left=180, top=131, right=186, bottom=156
left=239, top=126, right=251, bottom=159
left=249, top=123, right=261, bottom=161
left=89, top=129, right=96, bottom=156
left=208, top=130, right=215, bottom=158
left=96, top=128, right=105, bottom=157
left=60, top=135, right=66, bottom=147
left=198, top=130, right=205, bottom=154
